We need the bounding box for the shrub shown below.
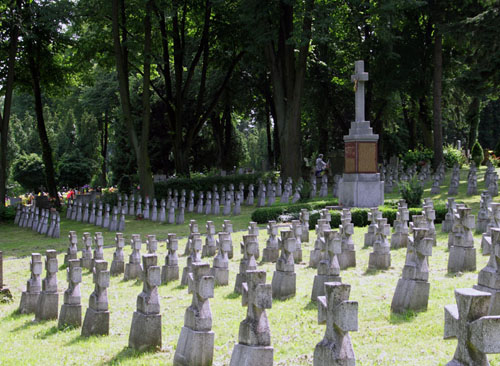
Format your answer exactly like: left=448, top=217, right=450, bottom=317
left=0, top=206, right=16, bottom=222
left=443, top=145, right=466, bottom=168
left=398, top=176, right=423, bottom=208
left=251, top=199, right=339, bottom=224
left=400, top=148, right=434, bottom=170
left=471, top=140, right=484, bottom=166
left=57, top=152, right=95, bottom=188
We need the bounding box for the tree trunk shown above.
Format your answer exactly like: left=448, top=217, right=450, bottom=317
left=432, top=30, right=443, bottom=170
left=418, top=96, right=433, bottom=149
left=100, top=110, right=108, bottom=187
left=27, top=46, right=60, bottom=207
left=0, top=4, right=19, bottom=207
left=467, top=97, right=481, bottom=151
left=265, top=101, right=274, bottom=168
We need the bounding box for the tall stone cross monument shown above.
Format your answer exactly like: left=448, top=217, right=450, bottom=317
left=339, top=60, right=384, bottom=207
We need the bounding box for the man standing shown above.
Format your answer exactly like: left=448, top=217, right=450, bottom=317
left=315, top=154, right=328, bottom=177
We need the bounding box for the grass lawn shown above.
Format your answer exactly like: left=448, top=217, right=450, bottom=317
left=0, top=165, right=499, bottom=365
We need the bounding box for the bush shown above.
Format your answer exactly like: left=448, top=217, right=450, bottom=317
left=398, top=176, right=423, bottom=208
left=11, top=153, right=45, bottom=192
left=443, top=145, right=466, bottom=168
left=471, top=140, right=484, bottom=166
left=400, top=148, right=433, bottom=170
left=251, top=199, right=339, bottom=224
left=0, top=206, right=16, bottom=222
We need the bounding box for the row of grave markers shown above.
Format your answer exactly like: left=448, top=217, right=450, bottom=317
left=14, top=205, right=60, bottom=238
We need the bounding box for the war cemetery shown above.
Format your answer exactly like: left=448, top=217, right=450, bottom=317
left=1, top=1, right=500, bottom=366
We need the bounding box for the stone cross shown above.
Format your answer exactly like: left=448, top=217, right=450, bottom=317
left=59, top=259, right=83, bottom=327
left=364, top=208, right=382, bottom=247
left=481, top=203, right=500, bottom=255
left=444, top=287, right=500, bottom=365
left=262, top=221, right=279, bottom=263
left=391, top=205, right=410, bottom=249
left=35, top=249, right=59, bottom=321
left=181, top=233, right=202, bottom=286
left=110, top=232, right=125, bottom=275
left=162, top=233, right=180, bottom=284
left=311, top=229, right=342, bottom=302
left=475, top=228, right=500, bottom=314
left=229, top=270, right=273, bottom=366
left=339, top=209, right=356, bottom=270
left=448, top=207, right=476, bottom=273
left=174, top=262, right=215, bottom=365
left=19, top=253, right=43, bottom=314
left=315, top=282, right=358, bottom=365
left=234, top=234, right=259, bottom=294
left=124, top=234, right=143, bottom=280
left=80, top=232, right=92, bottom=270
left=351, top=60, right=369, bottom=122
left=272, top=230, right=297, bottom=300
left=82, top=260, right=110, bottom=337
left=129, top=254, right=162, bottom=350
left=391, top=227, right=433, bottom=313
left=202, top=221, right=217, bottom=257
left=310, top=218, right=331, bottom=268
left=146, top=234, right=158, bottom=254
left=92, top=232, right=104, bottom=270
left=290, top=220, right=303, bottom=263
left=65, top=231, right=78, bottom=265
left=368, top=218, right=391, bottom=270
left=299, top=209, right=310, bottom=242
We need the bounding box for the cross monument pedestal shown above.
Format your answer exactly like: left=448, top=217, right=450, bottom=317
left=339, top=60, right=384, bottom=208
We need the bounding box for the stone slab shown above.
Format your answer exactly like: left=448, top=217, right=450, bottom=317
left=35, top=292, right=59, bottom=321
left=128, top=312, right=162, bottom=351
left=81, top=308, right=109, bottom=337
left=229, top=344, right=274, bottom=366
left=19, top=292, right=39, bottom=314
left=173, top=327, right=214, bottom=366
left=391, top=278, right=430, bottom=313
left=58, top=304, right=82, bottom=328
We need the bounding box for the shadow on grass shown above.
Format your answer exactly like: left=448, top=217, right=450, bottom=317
left=364, top=268, right=387, bottom=276
left=35, top=325, right=60, bottom=339
left=389, top=310, right=419, bottom=324
left=446, top=271, right=464, bottom=278
left=10, top=317, right=52, bottom=332
left=65, top=333, right=100, bottom=346
left=224, top=292, right=240, bottom=300
left=3, top=309, right=27, bottom=321
left=103, top=346, right=157, bottom=366
left=303, top=301, right=317, bottom=311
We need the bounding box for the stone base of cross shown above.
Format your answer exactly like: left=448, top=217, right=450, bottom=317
left=444, top=288, right=500, bottom=365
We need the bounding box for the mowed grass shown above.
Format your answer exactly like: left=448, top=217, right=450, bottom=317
left=0, top=164, right=499, bottom=365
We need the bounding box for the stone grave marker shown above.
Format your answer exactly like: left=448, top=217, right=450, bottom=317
left=290, top=220, right=303, bottom=263
left=391, top=203, right=410, bottom=249
left=181, top=233, right=202, bottom=286
left=58, top=259, right=83, bottom=327
left=338, top=209, right=356, bottom=269
left=19, top=253, right=42, bottom=314
left=391, top=227, right=433, bottom=313
left=211, top=232, right=231, bottom=286
left=448, top=207, right=476, bottom=273
left=146, top=234, right=158, bottom=254
left=477, top=191, right=492, bottom=234
left=475, top=228, right=500, bottom=314
left=229, top=270, right=273, bottom=366
left=442, top=197, right=456, bottom=233
left=299, top=209, right=310, bottom=242
left=262, top=221, right=279, bottom=263
left=174, top=263, right=215, bottom=366
left=311, top=230, right=342, bottom=302
left=80, top=232, right=93, bottom=270
left=35, top=250, right=59, bottom=321
left=309, top=219, right=331, bottom=268
left=368, top=218, right=391, bottom=270
left=65, top=231, right=79, bottom=266
left=124, top=234, right=143, bottom=280
left=315, top=282, right=358, bottom=366
left=481, top=203, right=500, bottom=255
left=202, top=221, right=217, bottom=257
left=364, top=208, right=381, bottom=247
left=110, top=233, right=125, bottom=275
left=234, top=234, right=259, bottom=294
left=82, top=260, right=110, bottom=337
left=129, top=254, right=162, bottom=351
left=444, top=287, right=500, bottom=365
left=222, top=220, right=234, bottom=259
left=184, top=220, right=200, bottom=256
left=271, top=230, right=296, bottom=300
left=162, top=233, right=180, bottom=284
left=92, top=232, right=104, bottom=270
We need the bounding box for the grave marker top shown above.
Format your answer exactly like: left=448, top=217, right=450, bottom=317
left=351, top=60, right=369, bottom=123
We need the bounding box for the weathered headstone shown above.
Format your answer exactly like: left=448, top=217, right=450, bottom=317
left=271, top=230, right=296, bottom=300
left=391, top=203, right=410, bottom=249
left=81, top=260, right=110, bottom=337
left=102, top=204, right=110, bottom=228
left=248, top=222, right=260, bottom=259
left=110, top=233, right=125, bottom=275
left=364, top=208, right=381, bottom=247
left=290, top=220, right=303, bottom=263
left=91, top=232, right=104, bottom=270
left=448, top=207, right=476, bottom=273
left=474, top=228, right=500, bottom=314
left=481, top=203, right=500, bottom=255
left=109, top=206, right=118, bottom=231
left=202, top=221, right=217, bottom=257
left=174, top=263, right=215, bottom=366
left=234, top=234, right=259, bottom=294
left=159, top=199, right=166, bottom=222
left=222, top=220, right=234, bottom=259
left=146, top=234, right=158, bottom=254
left=422, top=204, right=437, bottom=246
left=246, top=184, right=255, bottom=205
left=181, top=233, right=202, bottom=286
left=368, top=218, right=391, bottom=270
left=229, top=270, right=273, bottom=366
left=143, top=197, right=150, bottom=220
left=80, top=232, right=93, bottom=270
left=129, top=254, right=162, bottom=351
left=124, top=234, right=143, bottom=280
left=162, top=233, right=180, bottom=284
left=65, top=231, right=79, bottom=266
left=35, top=250, right=59, bottom=321
left=299, top=209, right=310, bottom=242
left=311, top=230, right=342, bottom=302
left=467, top=163, right=478, bottom=196
left=477, top=191, right=492, bottom=234
left=184, top=220, right=200, bottom=256
left=314, top=282, right=358, bottom=366
left=309, top=219, right=331, bottom=268
left=442, top=197, right=456, bottom=233
left=444, top=287, right=500, bottom=366
left=262, top=221, right=279, bottom=263
left=19, top=253, right=42, bottom=314
left=391, top=227, right=433, bottom=313
left=338, top=209, right=356, bottom=269
left=58, top=259, right=83, bottom=327
left=211, top=232, right=231, bottom=286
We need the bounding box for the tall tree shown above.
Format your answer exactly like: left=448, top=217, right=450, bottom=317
left=0, top=0, right=21, bottom=207
left=111, top=0, right=154, bottom=197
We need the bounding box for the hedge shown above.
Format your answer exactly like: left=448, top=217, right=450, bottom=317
left=251, top=199, right=339, bottom=224
left=0, top=206, right=16, bottom=222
